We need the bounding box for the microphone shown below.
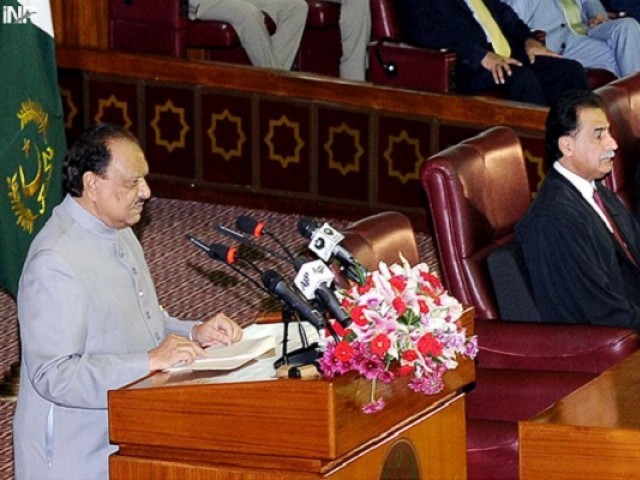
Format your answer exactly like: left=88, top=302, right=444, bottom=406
left=235, top=215, right=297, bottom=264
left=187, top=234, right=238, bottom=263
left=297, top=217, right=358, bottom=271
left=217, top=223, right=292, bottom=265
left=293, top=257, right=352, bottom=328
left=189, top=235, right=321, bottom=367
left=187, top=234, right=267, bottom=294
left=262, top=269, right=326, bottom=330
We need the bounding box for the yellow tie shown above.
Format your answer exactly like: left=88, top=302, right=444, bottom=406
left=558, top=0, right=588, bottom=35
left=467, top=0, right=512, bottom=58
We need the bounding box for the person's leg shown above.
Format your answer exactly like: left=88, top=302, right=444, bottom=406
left=251, top=0, right=308, bottom=70
left=191, top=0, right=279, bottom=68
left=563, top=33, right=619, bottom=77
left=453, top=64, right=547, bottom=105
left=588, top=18, right=640, bottom=77
left=324, top=0, right=371, bottom=80
left=527, top=56, right=589, bottom=105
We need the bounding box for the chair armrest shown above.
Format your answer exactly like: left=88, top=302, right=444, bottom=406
left=475, top=319, right=639, bottom=373
left=466, top=368, right=596, bottom=420
left=367, top=40, right=456, bottom=93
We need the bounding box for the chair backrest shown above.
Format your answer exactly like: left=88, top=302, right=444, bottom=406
left=420, top=126, right=531, bottom=320
left=370, top=0, right=403, bottom=42
left=596, top=73, right=640, bottom=212
left=487, top=241, right=541, bottom=321
left=109, top=0, right=187, bottom=56
left=341, top=211, right=420, bottom=270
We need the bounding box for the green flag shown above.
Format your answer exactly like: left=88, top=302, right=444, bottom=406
left=0, top=0, right=66, bottom=296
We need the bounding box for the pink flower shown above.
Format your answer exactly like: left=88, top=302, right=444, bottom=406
left=392, top=297, right=407, bottom=315
left=357, top=276, right=374, bottom=295
left=418, top=299, right=430, bottom=314
left=321, top=260, right=477, bottom=413
left=334, top=341, right=354, bottom=362
left=417, top=334, right=444, bottom=357
left=389, top=275, right=407, bottom=292
left=402, top=349, right=418, bottom=363
left=371, top=333, right=391, bottom=357
left=350, top=305, right=367, bottom=326
left=362, top=397, right=386, bottom=414
left=397, top=364, right=414, bottom=376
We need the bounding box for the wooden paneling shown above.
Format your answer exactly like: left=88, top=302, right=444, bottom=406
left=51, top=0, right=109, bottom=48
left=56, top=47, right=548, bottom=229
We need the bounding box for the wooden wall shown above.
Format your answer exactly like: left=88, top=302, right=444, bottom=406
left=50, top=0, right=109, bottom=48
left=56, top=47, right=548, bottom=231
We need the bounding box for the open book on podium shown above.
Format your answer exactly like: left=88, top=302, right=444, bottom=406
left=108, top=307, right=475, bottom=480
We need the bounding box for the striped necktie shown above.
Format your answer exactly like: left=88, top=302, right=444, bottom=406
left=593, top=190, right=637, bottom=267
left=558, top=0, right=588, bottom=35
left=467, top=0, right=512, bottom=57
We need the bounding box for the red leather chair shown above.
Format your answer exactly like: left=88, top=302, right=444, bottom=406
left=341, top=211, right=420, bottom=269
left=421, top=126, right=639, bottom=479
left=597, top=73, right=640, bottom=212
left=108, top=0, right=342, bottom=77
left=367, top=0, right=456, bottom=93
left=297, top=0, right=342, bottom=77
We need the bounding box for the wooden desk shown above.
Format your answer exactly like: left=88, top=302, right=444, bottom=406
left=519, top=349, right=640, bottom=479
left=108, top=309, right=475, bottom=479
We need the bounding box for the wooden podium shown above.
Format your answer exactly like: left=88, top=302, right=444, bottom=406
left=519, top=349, right=640, bottom=479
left=108, top=308, right=475, bottom=480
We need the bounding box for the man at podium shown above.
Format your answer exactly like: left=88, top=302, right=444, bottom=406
left=12, top=123, right=243, bottom=480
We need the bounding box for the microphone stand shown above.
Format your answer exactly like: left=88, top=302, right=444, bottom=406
left=274, top=305, right=322, bottom=369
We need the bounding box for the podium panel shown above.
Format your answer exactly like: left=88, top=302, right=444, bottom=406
left=108, top=308, right=475, bottom=479
left=110, top=395, right=466, bottom=479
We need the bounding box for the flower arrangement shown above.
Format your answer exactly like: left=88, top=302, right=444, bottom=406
left=318, top=255, right=478, bottom=413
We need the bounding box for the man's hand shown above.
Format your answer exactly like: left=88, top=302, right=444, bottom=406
left=481, top=52, right=522, bottom=84
left=148, top=334, right=206, bottom=371
left=524, top=38, right=562, bottom=64
left=191, top=312, right=243, bottom=347
left=588, top=13, right=609, bottom=27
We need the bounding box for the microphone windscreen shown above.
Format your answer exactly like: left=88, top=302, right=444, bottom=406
left=297, top=217, right=317, bottom=239
left=209, top=244, right=237, bottom=264
left=293, top=256, right=308, bottom=272
left=261, top=269, right=282, bottom=291
left=236, top=215, right=263, bottom=236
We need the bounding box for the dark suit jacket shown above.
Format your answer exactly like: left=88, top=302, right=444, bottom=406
left=516, top=167, right=640, bottom=330
left=396, top=0, right=534, bottom=70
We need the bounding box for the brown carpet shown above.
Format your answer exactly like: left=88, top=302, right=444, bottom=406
left=0, top=197, right=438, bottom=480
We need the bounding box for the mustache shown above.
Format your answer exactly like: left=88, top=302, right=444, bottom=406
left=600, top=150, right=615, bottom=160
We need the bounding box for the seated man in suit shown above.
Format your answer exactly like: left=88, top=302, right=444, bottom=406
left=516, top=90, right=640, bottom=329
left=504, top=0, right=640, bottom=78
left=395, top=0, right=589, bottom=105
left=188, top=0, right=308, bottom=70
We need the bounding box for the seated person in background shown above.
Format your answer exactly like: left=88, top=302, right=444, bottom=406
left=395, top=0, right=589, bottom=105
left=602, top=0, right=640, bottom=22
left=188, top=0, right=308, bottom=70
left=13, top=123, right=243, bottom=480
left=504, top=0, right=640, bottom=78
left=516, top=90, right=640, bottom=330
left=325, top=0, right=371, bottom=81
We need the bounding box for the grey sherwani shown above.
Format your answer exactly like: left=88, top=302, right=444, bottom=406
left=13, top=195, right=194, bottom=480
